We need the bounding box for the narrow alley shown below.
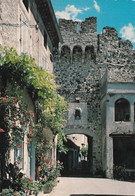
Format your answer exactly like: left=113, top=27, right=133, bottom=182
left=40, top=177, right=135, bottom=196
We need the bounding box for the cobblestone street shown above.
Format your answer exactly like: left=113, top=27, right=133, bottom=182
left=39, top=177, right=135, bottom=196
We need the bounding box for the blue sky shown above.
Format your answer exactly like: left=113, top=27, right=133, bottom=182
left=51, top=0, right=135, bottom=49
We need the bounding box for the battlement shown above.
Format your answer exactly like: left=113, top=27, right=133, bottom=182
left=102, top=27, right=118, bottom=38
left=59, top=17, right=97, bottom=34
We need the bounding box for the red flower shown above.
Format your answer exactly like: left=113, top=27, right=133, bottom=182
left=18, top=160, right=21, bottom=164
left=44, top=158, right=47, bottom=162
left=29, top=179, right=32, bottom=183
left=1, top=97, right=4, bottom=100
left=16, top=145, right=19, bottom=149
left=29, top=133, right=33, bottom=138
left=28, top=111, right=31, bottom=115
left=5, top=117, right=8, bottom=120
left=0, top=129, right=4, bottom=132
left=13, top=97, right=16, bottom=100
left=29, top=127, right=31, bottom=131
left=0, top=92, right=1, bottom=96
left=20, top=144, right=23, bottom=147
left=14, top=122, right=17, bottom=126
left=49, top=161, right=52, bottom=164
left=3, top=99, right=8, bottom=103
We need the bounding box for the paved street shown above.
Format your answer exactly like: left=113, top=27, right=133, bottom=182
left=39, top=177, right=135, bottom=196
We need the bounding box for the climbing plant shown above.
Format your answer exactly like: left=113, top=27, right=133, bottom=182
left=0, top=45, right=67, bottom=158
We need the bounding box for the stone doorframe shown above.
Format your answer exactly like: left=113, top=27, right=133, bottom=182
left=64, top=128, right=94, bottom=175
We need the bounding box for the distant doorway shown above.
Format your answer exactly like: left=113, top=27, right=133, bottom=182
left=58, top=134, right=93, bottom=177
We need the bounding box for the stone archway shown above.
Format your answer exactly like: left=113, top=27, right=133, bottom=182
left=58, top=130, right=93, bottom=177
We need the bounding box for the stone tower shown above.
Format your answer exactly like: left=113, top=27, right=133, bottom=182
left=54, top=17, right=135, bottom=178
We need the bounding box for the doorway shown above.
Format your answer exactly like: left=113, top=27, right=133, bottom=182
left=58, top=134, right=93, bottom=177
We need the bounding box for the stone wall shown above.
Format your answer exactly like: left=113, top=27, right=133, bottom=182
left=0, top=0, right=53, bottom=72
left=54, top=17, right=135, bottom=176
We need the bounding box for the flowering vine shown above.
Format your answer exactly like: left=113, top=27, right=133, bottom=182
left=0, top=92, right=35, bottom=152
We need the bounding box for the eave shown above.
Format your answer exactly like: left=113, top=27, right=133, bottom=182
left=35, top=0, right=63, bottom=47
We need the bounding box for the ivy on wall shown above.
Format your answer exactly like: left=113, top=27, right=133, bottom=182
left=0, top=46, right=67, bottom=154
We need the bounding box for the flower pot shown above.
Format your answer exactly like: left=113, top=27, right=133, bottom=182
left=43, top=184, right=53, bottom=194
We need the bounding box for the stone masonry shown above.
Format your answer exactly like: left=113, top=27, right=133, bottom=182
left=54, top=17, right=135, bottom=177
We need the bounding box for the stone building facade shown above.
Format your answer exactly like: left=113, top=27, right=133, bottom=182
left=0, top=0, right=62, bottom=183
left=54, top=17, right=135, bottom=178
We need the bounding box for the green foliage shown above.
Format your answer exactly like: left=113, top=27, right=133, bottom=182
left=57, top=131, right=68, bottom=154
left=0, top=45, right=67, bottom=194
left=39, top=159, right=63, bottom=184
left=0, top=45, right=67, bottom=150
left=0, top=93, right=34, bottom=151
left=1, top=188, right=13, bottom=196
left=81, top=146, right=88, bottom=158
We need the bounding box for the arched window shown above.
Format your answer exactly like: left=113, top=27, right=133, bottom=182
left=115, top=98, right=130, bottom=121
left=75, top=108, right=81, bottom=120
left=73, top=45, right=82, bottom=63
left=85, top=45, right=95, bottom=62
left=60, top=45, right=71, bottom=63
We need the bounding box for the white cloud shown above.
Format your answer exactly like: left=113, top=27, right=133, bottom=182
left=83, top=7, right=91, bottom=11
left=55, top=5, right=82, bottom=21
left=120, top=23, right=135, bottom=43
left=93, top=0, right=100, bottom=12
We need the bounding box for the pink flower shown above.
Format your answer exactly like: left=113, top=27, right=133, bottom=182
left=44, top=176, right=47, bottom=180
left=20, top=144, right=23, bottom=147
left=3, top=99, right=8, bottom=103
left=0, top=129, right=4, bottom=132
left=44, top=158, right=47, bottom=162
left=49, top=161, right=52, bottom=164
left=18, top=160, right=21, bottom=164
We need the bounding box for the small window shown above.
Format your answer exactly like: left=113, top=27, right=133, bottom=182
left=75, top=109, right=81, bottom=120
left=23, top=0, right=29, bottom=11
left=115, top=98, right=130, bottom=121
left=44, top=31, right=47, bottom=49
